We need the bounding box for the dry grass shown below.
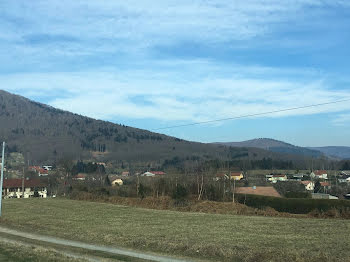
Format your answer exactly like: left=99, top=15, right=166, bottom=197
left=0, top=239, right=87, bottom=262
left=1, top=198, right=350, bottom=262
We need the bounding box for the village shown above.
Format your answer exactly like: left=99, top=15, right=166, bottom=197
left=2, top=158, right=350, bottom=202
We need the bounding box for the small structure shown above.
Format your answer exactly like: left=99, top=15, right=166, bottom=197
left=300, top=181, right=315, bottom=191
left=111, top=178, right=123, bottom=186
left=73, top=173, right=87, bottom=181
left=2, top=179, right=47, bottom=198
left=141, top=171, right=166, bottom=177
left=311, top=193, right=338, bottom=200
left=268, top=174, right=287, bottom=183
left=310, top=170, right=328, bottom=180
left=215, top=173, right=229, bottom=181
left=230, top=172, right=244, bottom=181
left=338, top=172, right=350, bottom=183
left=235, top=186, right=281, bottom=198
left=141, top=171, right=155, bottom=177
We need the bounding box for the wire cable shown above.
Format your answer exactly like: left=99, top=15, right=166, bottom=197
left=153, top=98, right=350, bottom=131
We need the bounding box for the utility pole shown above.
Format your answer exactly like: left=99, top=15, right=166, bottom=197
left=0, top=142, right=6, bottom=217
left=22, top=167, right=25, bottom=198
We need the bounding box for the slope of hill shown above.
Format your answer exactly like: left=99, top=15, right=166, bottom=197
left=216, top=138, right=324, bottom=158
left=0, top=90, right=279, bottom=164
left=308, top=146, right=350, bottom=160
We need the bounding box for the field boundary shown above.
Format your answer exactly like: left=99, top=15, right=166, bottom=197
left=0, top=226, right=193, bottom=262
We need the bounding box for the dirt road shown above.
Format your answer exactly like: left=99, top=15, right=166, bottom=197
left=0, top=226, right=193, bottom=262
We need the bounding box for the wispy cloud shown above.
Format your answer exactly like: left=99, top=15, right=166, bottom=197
left=1, top=61, right=349, bottom=125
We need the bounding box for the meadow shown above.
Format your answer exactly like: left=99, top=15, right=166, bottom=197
left=1, top=198, right=349, bottom=262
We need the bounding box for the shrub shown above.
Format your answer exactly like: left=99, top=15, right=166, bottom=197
left=235, top=194, right=350, bottom=214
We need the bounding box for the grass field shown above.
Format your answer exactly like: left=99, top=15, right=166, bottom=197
left=0, top=239, right=87, bottom=262
left=1, top=198, right=349, bottom=262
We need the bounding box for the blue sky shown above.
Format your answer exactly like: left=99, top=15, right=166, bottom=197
left=1, top=1, right=350, bottom=146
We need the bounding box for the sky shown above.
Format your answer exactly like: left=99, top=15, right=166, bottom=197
left=1, top=0, right=350, bottom=146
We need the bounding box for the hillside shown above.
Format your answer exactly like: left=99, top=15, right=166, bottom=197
left=216, top=138, right=324, bottom=158
left=309, top=146, right=350, bottom=160
left=0, top=90, right=282, bottom=165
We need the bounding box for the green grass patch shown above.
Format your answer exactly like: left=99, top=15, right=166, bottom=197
left=1, top=198, right=350, bottom=262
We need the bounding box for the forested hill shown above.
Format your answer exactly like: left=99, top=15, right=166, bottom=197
left=0, top=90, right=265, bottom=164
left=215, top=138, right=323, bottom=158
left=0, top=90, right=326, bottom=168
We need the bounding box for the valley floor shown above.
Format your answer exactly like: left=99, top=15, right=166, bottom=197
left=1, top=198, right=349, bottom=262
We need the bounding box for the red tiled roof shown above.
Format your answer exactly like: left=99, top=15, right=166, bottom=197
left=320, top=182, right=330, bottom=187
left=3, top=179, right=46, bottom=188
left=235, top=187, right=281, bottom=197
left=152, top=171, right=166, bottom=175
left=314, top=170, right=327, bottom=175
left=230, top=172, right=243, bottom=176
left=301, top=181, right=312, bottom=185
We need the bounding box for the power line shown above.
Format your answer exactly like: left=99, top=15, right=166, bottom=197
left=153, top=98, right=350, bottom=131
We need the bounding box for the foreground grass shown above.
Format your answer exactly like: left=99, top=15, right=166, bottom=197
left=1, top=198, right=350, bottom=262
left=0, top=239, right=87, bottom=262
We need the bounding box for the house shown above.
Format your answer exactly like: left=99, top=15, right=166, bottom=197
left=268, top=174, right=287, bottom=183
left=292, top=173, right=307, bottom=180
left=230, top=172, right=244, bottom=181
left=338, top=175, right=350, bottom=183
left=215, top=173, right=229, bottom=181
left=2, top=178, right=47, bottom=198
left=300, top=181, right=315, bottom=191
left=121, top=171, right=130, bottom=177
left=310, top=170, right=328, bottom=180
left=111, top=178, right=123, bottom=186
left=42, top=165, right=53, bottom=171
left=152, top=171, right=166, bottom=176
left=141, top=171, right=166, bottom=177
left=38, top=168, right=48, bottom=176
left=141, top=172, right=155, bottom=177
left=338, top=171, right=350, bottom=183
left=235, top=186, right=281, bottom=197
left=29, top=166, right=49, bottom=176
left=73, top=173, right=87, bottom=181
left=320, top=182, right=331, bottom=190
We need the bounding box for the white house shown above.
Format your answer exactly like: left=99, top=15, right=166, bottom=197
left=310, top=170, right=328, bottom=180
left=301, top=181, right=315, bottom=191
left=141, top=171, right=155, bottom=177
left=2, top=179, right=47, bottom=198
left=268, top=174, right=288, bottom=183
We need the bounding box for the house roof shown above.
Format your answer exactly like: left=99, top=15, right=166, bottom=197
left=75, top=173, right=86, bottom=179
left=152, top=171, right=166, bottom=175
left=272, top=174, right=286, bottom=177
left=314, top=170, right=327, bottom=176
left=300, top=180, right=313, bottom=185
left=320, top=182, right=330, bottom=187
left=230, top=172, right=243, bottom=176
left=3, top=179, right=46, bottom=188
left=235, top=187, right=281, bottom=197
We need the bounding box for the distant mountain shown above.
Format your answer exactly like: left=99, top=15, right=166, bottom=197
left=215, top=138, right=324, bottom=158
left=0, top=90, right=281, bottom=165
left=308, top=147, right=350, bottom=160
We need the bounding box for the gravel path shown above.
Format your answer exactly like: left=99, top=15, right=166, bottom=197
left=0, top=226, right=192, bottom=262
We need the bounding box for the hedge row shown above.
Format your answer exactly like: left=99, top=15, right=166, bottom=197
left=235, top=194, right=350, bottom=214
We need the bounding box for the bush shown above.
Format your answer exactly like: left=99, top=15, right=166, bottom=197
left=235, top=194, right=350, bottom=214
left=284, top=192, right=311, bottom=198
left=172, top=185, right=188, bottom=206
